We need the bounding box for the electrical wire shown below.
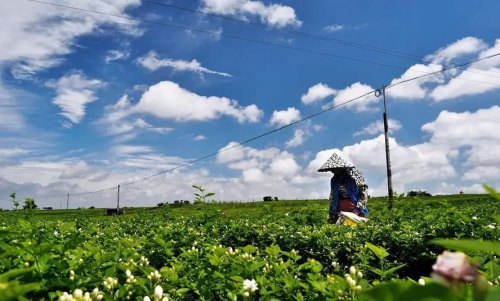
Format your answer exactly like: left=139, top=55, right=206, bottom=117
left=142, top=0, right=500, bottom=78
left=26, top=0, right=500, bottom=87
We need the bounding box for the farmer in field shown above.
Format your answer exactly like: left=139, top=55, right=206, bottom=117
left=317, top=152, right=368, bottom=223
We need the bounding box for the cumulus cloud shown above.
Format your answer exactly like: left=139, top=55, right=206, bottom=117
left=194, top=135, right=206, bottom=141
left=46, top=71, right=105, bottom=124
left=429, top=41, right=500, bottom=101
left=331, top=82, right=378, bottom=112
left=97, top=95, right=173, bottom=140
left=387, top=63, right=444, bottom=99
left=136, top=51, right=232, bottom=77
left=301, top=83, right=337, bottom=104
left=201, top=0, right=301, bottom=27
left=134, top=81, right=263, bottom=123
left=269, top=107, right=301, bottom=126
left=421, top=105, right=500, bottom=163
left=217, top=142, right=300, bottom=182
left=286, top=129, right=306, bottom=148
left=285, top=121, right=322, bottom=148
left=353, top=119, right=402, bottom=137
left=0, top=0, right=141, bottom=79
left=426, top=37, right=488, bottom=64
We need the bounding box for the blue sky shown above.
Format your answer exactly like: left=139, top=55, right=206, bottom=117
left=1, top=0, right=500, bottom=208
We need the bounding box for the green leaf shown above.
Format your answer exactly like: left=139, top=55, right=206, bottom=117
left=176, top=288, right=190, bottom=295
left=17, top=219, right=31, bottom=232
left=432, top=239, right=500, bottom=255
left=0, top=282, right=40, bottom=301
left=0, top=269, right=33, bottom=282
left=383, top=264, right=407, bottom=277
left=265, top=245, right=281, bottom=258
left=483, top=185, right=500, bottom=202
left=492, top=215, right=500, bottom=225
left=365, top=242, right=389, bottom=260
left=209, top=255, right=222, bottom=266
left=362, top=282, right=458, bottom=301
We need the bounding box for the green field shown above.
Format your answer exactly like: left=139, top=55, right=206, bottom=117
left=1, top=193, right=499, bottom=300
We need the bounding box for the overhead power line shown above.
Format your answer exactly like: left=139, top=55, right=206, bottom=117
left=27, top=0, right=500, bottom=87
left=142, top=0, right=420, bottom=61
left=142, top=0, right=500, bottom=79
left=19, top=50, right=500, bottom=199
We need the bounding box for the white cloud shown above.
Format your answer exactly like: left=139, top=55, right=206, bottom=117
left=201, top=0, right=301, bottom=27
left=301, top=83, right=337, bottom=104
left=97, top=95, right=173, bottom=140
left=285, top=121, right=322, bottom=148
left=46, top=71, right=105, bottom=124
left=430, top=67, right=500, bottom=101
left=1, top=106, right=499, bottom=208
left=112, top=145, right=155, bottom=155
left=387, top=63, right=443, bottom=99
left=427, top=39, right=500, bottom=101
left=323, top=24, right=345, bottom=32
left=136, top=51, right=232, bottom=77
left=0, top=148, right=31, bottom=158
left=332, top=82, right=378, bottom=112
left=269, top=107, right=301, bottom=126
left=426, top=37, right=488, bottom=64
left=0, top=83, right=27, bottom=131
left=105, top=50, right=130, bottom=63
left=0, top=0, right=141, bottom=79
left=217, top=142, right=300, bottom=183
left=354, top=119, right=402, bottom=137
left=286, top=129, right=306, bottom=148
left=134, top=81, right=263, bottom=123
left=194, top=135, right=206, bottom=141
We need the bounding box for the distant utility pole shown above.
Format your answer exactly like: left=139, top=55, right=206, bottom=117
left=66, top=193, right=70, bottom=210
left=375, top=86, right=394, bottom=209
left=117, top=185, right=121, bottom=213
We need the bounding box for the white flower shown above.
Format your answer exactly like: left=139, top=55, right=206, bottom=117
left=126, top=270, right=132, bottom=277
left=418, top=278, right=425, bottom=285
left=243, top=279, right=258, bottom=293
left=243, top=291, right=250, bottom=297
left=357, top=271, right=363, bottom=279
left=154, top=285, right=163, bottom=300
left=472, top=216, right=478, bottom=220
left=487, top=224, right=496, bottom=229
left=144, top=297, right=151, bottom=301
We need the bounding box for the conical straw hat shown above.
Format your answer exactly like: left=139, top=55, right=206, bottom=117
left=317, top=152, right=354, bottom=172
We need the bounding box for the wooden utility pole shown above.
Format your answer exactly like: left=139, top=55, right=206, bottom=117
left=66, top=193, right=70, bottom=210
left=117, top=185, right=120, bottom=214
left=376, top=86, right=394, bottom=209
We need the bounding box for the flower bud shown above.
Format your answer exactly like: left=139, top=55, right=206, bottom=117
left=154, top=285, right=163, bottom=300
